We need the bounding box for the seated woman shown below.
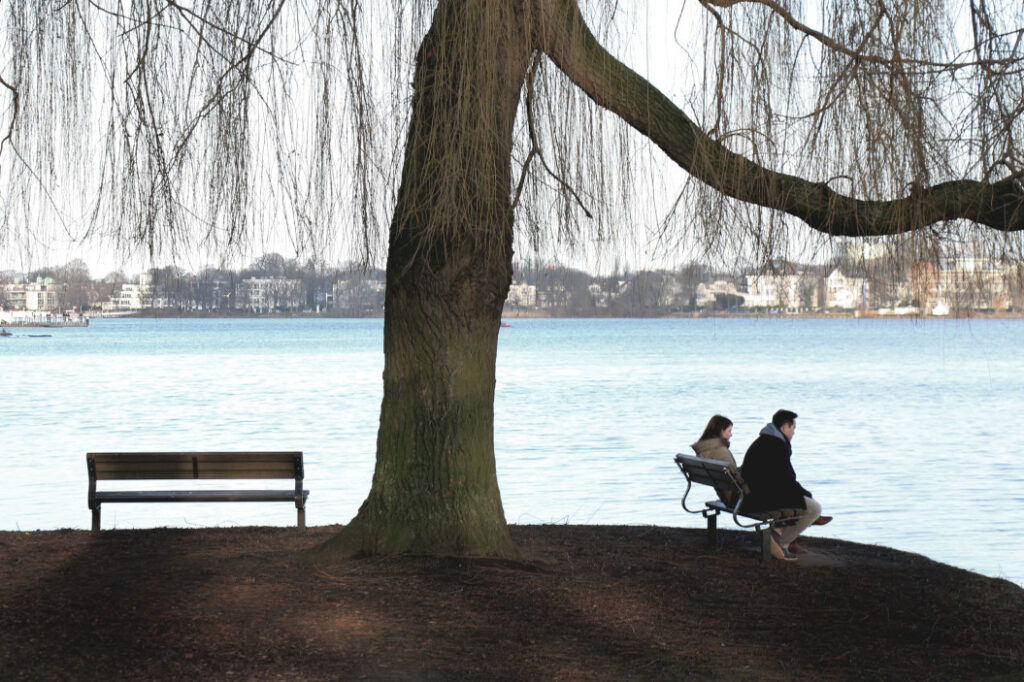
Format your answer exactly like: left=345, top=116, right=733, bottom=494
left=690, top=414, right=739, bottom=504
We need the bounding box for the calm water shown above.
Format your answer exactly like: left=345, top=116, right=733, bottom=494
left=2, top=317, right=1022, bottom=586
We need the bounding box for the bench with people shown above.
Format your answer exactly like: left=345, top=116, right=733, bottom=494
left=676, top=410, right=831, bottom=561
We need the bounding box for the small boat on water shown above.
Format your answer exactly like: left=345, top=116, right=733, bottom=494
left=0, top=328, right=11, bottom=337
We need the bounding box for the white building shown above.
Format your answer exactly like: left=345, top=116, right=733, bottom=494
left=2, top=277, right=61, bottom=312
left=586, top=283, right=611, bottom=308
left=102, top=273, right=154, bottom=312
left=239, top=277, right=302, bottom=313
left=935, top=256, right=1009, bottom=311
left=743, top=273, right=817, bottom=311
left=696, top=280, right=744, bottom=308
left=825, top=269, right=870, bottom=310
left=506, top=282, right=537, bottom=308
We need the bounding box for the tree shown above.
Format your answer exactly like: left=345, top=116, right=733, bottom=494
left=250, top=254, right=289, bottom=279
left=196, top=267, right=236, bottom=311
left=58, top=259, right=93, bottom=311
left=150, top=264, right=195, bottom=309
left=673, top=263, right=712, bottom=311
left=2, top=1, right=1023, bottom=558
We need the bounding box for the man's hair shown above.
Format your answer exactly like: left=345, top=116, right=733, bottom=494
left=772, top=409, right=798, bottom=428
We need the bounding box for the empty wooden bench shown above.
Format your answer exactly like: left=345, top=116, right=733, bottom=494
left=87, top=451, right=309, bottom=531
left=674, top=453, right=803, bottom=562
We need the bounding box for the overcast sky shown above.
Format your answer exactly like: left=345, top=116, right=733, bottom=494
left=3, top=1, right=962, bottom=279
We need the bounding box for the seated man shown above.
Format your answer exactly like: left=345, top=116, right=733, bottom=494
left=740, top=409, right=830, bottom=561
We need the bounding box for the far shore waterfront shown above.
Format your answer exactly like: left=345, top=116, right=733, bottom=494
left=2, top=524, right=1022, bottom=681
left=80, top=307, right=1024, bottom=320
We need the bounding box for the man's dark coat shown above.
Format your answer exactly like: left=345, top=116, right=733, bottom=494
left=739, top=429, right=811, bottom=513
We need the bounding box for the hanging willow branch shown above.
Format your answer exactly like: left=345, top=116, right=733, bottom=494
left=699, top=0, right=1024, bottom=71
left=0, top=73, right=17, bottom=153
left=536, top=0, right=1024, bottom=237
left=1, top=0, right=1023, bottom=270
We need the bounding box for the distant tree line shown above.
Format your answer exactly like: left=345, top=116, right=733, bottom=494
left=1, top=255, right=384, bottom=315
left=4, top=253, right=1023, bottom=317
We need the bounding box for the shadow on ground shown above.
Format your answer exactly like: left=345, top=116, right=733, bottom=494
left=1, top=525, right=1022, bottom=681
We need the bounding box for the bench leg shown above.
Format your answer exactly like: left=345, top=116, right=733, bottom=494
left=706, top=513, right=718, bottom=546
left=91, top=505, right=101, bottom=533
left=760, top=528, right=772, bottom=563
left=297, top=507, right=306, bottom=530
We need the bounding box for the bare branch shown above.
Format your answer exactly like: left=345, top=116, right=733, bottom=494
left=0, top=74, right=18, bottom=155
left=164, top=0, right=286, bottom=63
left=519, top=53, right=593, bottom=219
left=698, top=0, right=1024, bottom=72
left=537, top=0, right=1024, bottom=237
left=511, top=55, right=542, bottom=211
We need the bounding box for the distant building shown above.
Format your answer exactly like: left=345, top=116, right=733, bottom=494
left=586, top=283, right=610, bottom=308
left=894, top=254, right=1012, bottom=314
left=538, top=282, right=569, bottom=309
left=507, top=282, right=538, bottom=308
left=332, top=279, right=385, bottom=315
left=744, top=264, right=819, bottom=311
left=696, top=280, right=744, bottom=308
left=825, top=269, right=870, bottom=310
left=238, top=277, right=302, bottom=313
left=2, top=277, right=62, bottom=312
left=935, top=256, right=1009, bottom=311
left=102, top=273, right=154, bottom=312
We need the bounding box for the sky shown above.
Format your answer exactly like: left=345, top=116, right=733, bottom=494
left=0, top=2, right=718, bottom=279
left=0, top=1, right=990, bottom=280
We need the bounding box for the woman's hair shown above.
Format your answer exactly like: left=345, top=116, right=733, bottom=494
left=699, top=414, right=733, bottom=442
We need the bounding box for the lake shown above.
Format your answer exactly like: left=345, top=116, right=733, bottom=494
left=2, top=316, right=1022, bottom=586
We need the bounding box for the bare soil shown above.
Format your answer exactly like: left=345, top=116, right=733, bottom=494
left=1, top=525, right=1022, bottom=681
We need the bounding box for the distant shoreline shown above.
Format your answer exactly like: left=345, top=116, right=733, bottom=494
left=81, top=309, right=1024, bottom=320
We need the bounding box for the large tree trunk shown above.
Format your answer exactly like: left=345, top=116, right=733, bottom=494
left=314, top=0, right=1024, bottom=561
left=316, top=1, right=532, bottom=559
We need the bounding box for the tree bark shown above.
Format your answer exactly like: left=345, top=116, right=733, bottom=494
left=315, top=1, right=532, bottom=559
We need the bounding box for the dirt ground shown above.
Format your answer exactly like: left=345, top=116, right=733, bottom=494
left=1, top=524, right=1022, bottom=681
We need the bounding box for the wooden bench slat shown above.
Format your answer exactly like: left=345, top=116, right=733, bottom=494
left=88, top=452, right=303, bottom=480
left=91, top=466, right=299, bottom=480
left=94, top=490, right=310, bottom=503
left=88, top=451, right=303, bottom=458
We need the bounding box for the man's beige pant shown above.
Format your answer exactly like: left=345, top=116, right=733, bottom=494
left=776, top=496, right=822, bottom=546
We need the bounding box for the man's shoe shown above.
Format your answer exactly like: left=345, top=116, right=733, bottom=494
left=769, top=534, right=797, bottom=561
left=812, top=515, right=833, bottom=526
left=788, top=542, right=808, bottom=555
